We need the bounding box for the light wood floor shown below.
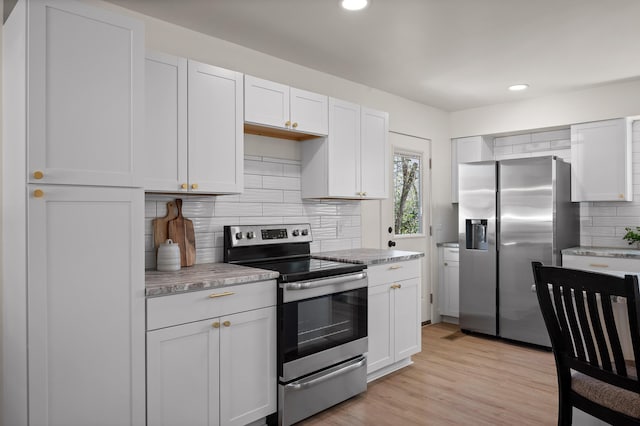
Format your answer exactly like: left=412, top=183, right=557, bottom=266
left=300, top=323, right=558, bottom=425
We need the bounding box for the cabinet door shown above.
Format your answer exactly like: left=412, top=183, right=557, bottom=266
left=451, top=136, right=493, bottom=203
left=443, top=261, right=460, bottom=317
left=290, top=87, right=328, bottom=135
left=360, top=107, right=389, bottom=199
left=244, top=75, right=290, bottom=129
left=219, top=307, right=276, bottom=426
left=571, top=118, right=632, bottom=201
left=27, top=185, right=145, bottom=426
left=144, top=51, right=188, bottom=192
left=328, top=98, right=361, bottom=197
left=147, top=320, right=220, bottom=426
left=27, top=0, right=143, bottom=187
left=366, top=284, right=394, bottom=374
left=188, top=60, right=244, bottom=193
left=394, top=278, right=421, bottom=360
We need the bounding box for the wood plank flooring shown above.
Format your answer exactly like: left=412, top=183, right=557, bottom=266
left=299, top=323, right=558, bottom=425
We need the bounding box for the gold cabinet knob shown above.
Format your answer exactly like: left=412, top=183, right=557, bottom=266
left=33, top=171, right=44, bottom=180
left=292, top=122, right=298, bottom=128
left=212, top=322, right=220, bottom=328
left=33, top=189, right=44, bottom=198
left=191, top=183, right=198, bottom=190
left=223, top=321, right=231, bottom=327
left=285, top=120, right=291, bottom=127
left=181, top=183, right=188, bottom=190
left=362, top=192, right=367, bottom=196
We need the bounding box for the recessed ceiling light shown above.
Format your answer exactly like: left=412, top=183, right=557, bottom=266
left=508, top=84, right=529, bottom=91
left=341, top=0, right=369, bottom=11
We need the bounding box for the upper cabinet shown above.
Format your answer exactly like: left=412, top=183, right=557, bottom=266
left=144, top=52, right=244, bottom=194
left=451, top=136, right=493, bottom=203
left=25, top=0, right=144, bottom=187
left=301, top=98, right=389, bottom=199
left=244, top=75, right=328, bottom=140
left=571, top=118, right=633, bottom=202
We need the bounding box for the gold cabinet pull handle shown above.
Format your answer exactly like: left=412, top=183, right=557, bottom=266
left=389, top=265, right=402, bottom=270
left=292, top=122, right=298, bottom=128
left=208, top=291, right=235, bottom=299
left=589, top=263, right=609, bottom=268
left=33, top=171, right=44, bottom=179
left=362, top=192, right=367, bottom=196
left=391, top=283, right=402, bottom=289
left=191, top=183, right=198, bottom=190
left=285, top=120, right=291, bottom=127
left=223, top=321, right=231, bottom=327
left=181, top=183, right=188, bottom=190
left=212, top=322, right=220, bottom=328
left=33, top=189, right=44, bottom=198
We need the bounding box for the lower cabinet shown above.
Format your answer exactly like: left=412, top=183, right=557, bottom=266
left=439, top=246, right=460, bottom=319
left=366, top=259, right=421, bottom=379
left=146, top=285, right=276, bottom=426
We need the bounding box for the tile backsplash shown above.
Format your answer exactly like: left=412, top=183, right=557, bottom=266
left=488, top=121, right=640, bottom=248
left=145, top=155, right=362, bottom=269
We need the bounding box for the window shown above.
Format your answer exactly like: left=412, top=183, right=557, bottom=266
left=393, top=152, right=423, bottom=235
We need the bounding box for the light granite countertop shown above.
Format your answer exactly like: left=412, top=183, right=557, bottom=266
left=313, top=248, right=424, bottom=265
left=562, top=246, right=640, bottom=259
left=436, top=242, right=459, bottom=248
left=146, top=263, right=279, bottom=297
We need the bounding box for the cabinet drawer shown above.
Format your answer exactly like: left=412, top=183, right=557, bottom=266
left=368, top=259, right=420, bottom=287
left=147, top=280, right=277, bottom=330
left=443, top=247, right=459, bottom=262
left=563, top=254, right=640, bottom=273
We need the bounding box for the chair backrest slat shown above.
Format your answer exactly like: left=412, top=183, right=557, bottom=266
left=599, top=293, right=627, bottom=376
left=552, top=285, right=575, bottom=356
left=562, top=285, right=587, bottom=361
left=585, top=292, right=612, bottom=371
left=574, top=289, right=599, bottom=366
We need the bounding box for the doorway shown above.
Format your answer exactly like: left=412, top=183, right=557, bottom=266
left=380, top=132, right=431, bottom=322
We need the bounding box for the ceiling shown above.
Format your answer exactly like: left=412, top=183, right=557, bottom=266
left=103, top=0, right=640, bottom=112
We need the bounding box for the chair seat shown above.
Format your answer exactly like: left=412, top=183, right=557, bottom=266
left=572, top=362, right=640, bottom=419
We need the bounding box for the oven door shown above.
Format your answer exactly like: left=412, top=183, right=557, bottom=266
left=279, top=272, right=368, bottom=382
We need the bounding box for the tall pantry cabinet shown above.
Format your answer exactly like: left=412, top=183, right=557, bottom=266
left=3, top=1, right=146, bottom=425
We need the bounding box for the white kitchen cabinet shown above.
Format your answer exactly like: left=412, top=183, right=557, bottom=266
left=244, top=75, right=328, bottom=137
left=571, top=118, right=633, bottom=202
left=366, top=259, right=421, bottom=380
left=27, top=185, right=145, bottom=425
left=26, top=0, right=144, bottom=187
left=451, top=136, right=493, bottom=203
left=438, top=246, right=459, bottom=320
left=144, top=53, right=244, bottom=194
left=3, top=2, right=146, bottom=425
left=563, top=254, right=640, bottom=273
left=146, top=282, right=277, bottom=426
left=301, top=98, right=389, bottom=199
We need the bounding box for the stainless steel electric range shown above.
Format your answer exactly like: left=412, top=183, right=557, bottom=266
left=224, top=223, right=368, bottom=426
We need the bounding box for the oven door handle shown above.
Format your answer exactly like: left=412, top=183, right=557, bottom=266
left=284, top=355, right=366, bottom=391
left=283, top=272, right=367, bottom=291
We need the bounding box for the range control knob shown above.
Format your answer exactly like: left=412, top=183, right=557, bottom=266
left=247, top=231, right=255, bottom=239
left=301, top=229, right=309, bottom=236
left=292, top=229, right=300, bottom=237
left=235, top=232, right=243, bottom=240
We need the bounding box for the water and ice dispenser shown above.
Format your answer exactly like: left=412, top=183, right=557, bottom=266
left=465, top=219, right=488, bottom=250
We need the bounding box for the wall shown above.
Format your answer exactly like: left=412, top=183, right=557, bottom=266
left=145, top=136, right=362, bottom=269
left=450, top=78, right=640, bottom=138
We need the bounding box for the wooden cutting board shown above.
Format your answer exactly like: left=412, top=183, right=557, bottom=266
left=152, top=201, right=178, bottom=250
left=168, top=198, right=196, bottom=267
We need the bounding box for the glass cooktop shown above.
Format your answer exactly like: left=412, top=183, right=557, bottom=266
left=244, top=258, right=366, bottom=283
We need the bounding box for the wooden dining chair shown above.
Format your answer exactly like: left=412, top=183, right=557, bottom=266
left=531, top=262, right=640, bottom=425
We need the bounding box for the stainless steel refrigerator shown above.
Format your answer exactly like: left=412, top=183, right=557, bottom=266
left=458, top=156, right=579, bottom=347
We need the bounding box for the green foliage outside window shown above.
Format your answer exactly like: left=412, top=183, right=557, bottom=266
left=393, top=153, right=422, bottom=235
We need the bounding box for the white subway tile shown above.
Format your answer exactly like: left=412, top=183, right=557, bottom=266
left=578, top=236, right=593, bottom=247
left=309, top=241, right=321, bottom=253
left=245, top=159, right=283, bottom=176
left=215, top=202, right=262, bottom=217
left=244, top=155, right=262, bottom=161
left=531, top=129, right=570, bottom=142
left=145, top=234, right=154, bottom=251
left=312, top=227, right=337, bottom=240
left=263, top=176, right=301, bottom=190
left=195, top=232, right=217, bottom=249
left=196, top=247, right=223, bottom=264
left=550, top=139, right=571, bottom=149
left=590, top=237, right=628, bottom=248
left=283, top=190, right=303, bottom=203
left=513, top=141, right=550, bottom=153
left=494, top=134, right=531, bottom=146
left=239, top=188, right=283, bottom=203
left=181, top=200, right=215, bottom=218
left=303, top=204, right=337, bottom=216
left=145, top=253, right=156, bottom=270
left=244, top=175, right=263, bottom=189
left=339, top=225, right=361, bottom=239
left=263, top=156, right=300, bottom=165
left=616, top=206, right=640, bottom=216
left=192, top=217, right=238, bottom=233
left=580, top=226, right=616, bottom=236
left=215, top=194, right=241, bottom=202
left=320, top=239, right=352, bottom=252
left=493, top=145, right=513, bottom=156
left=592, top=216, right=640, bottom=226
left=145, top=218, right=153, bottom=235
left=283, top=164, right=301, bottom=177
left=288, top=216, right=321, bottom=228
left=238, top=216, right=283, bottom=225
left=351, top=238, right=361, bottom=249
left=263, top=203, right=304, bottom=217
left=336, top=203, right=361, bottom=216
left=145, top=201, right=157, bottom=218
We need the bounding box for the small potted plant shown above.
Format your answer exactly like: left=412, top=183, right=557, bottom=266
left=623, top=226, right=640, bottom=248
